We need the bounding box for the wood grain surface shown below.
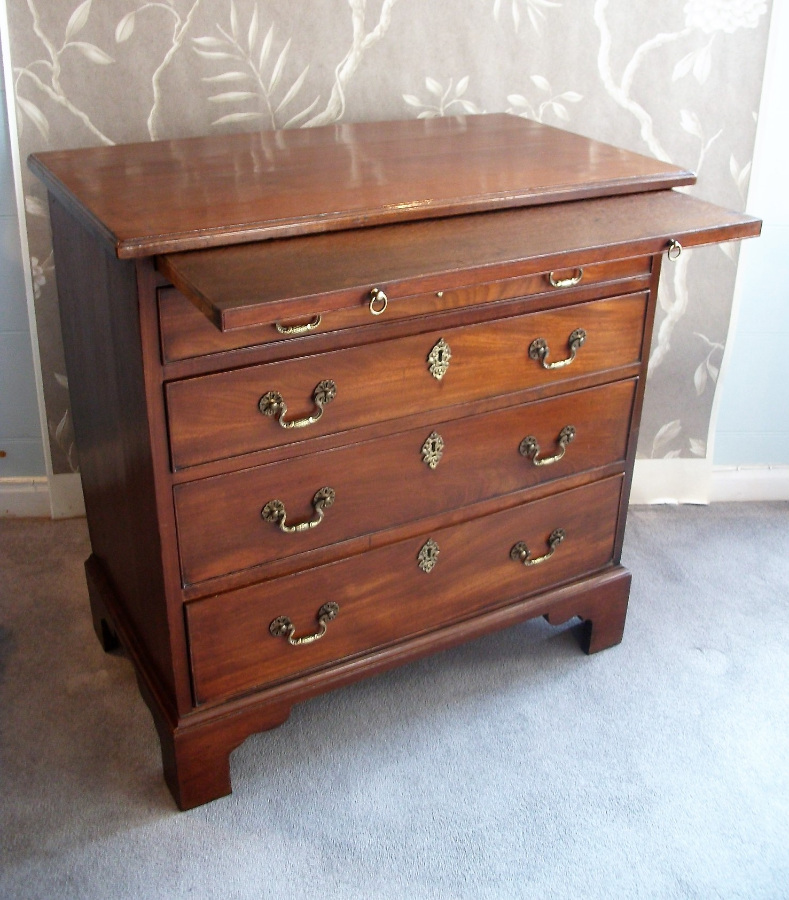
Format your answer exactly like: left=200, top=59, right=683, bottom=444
left=29, top=115, right=694, bottom=258
left=174, top=379, right=636, bottom=585
left=158, top=190, right=759, bottom=331
left=166, top=292, right=648, bottom=468
left=186, top=476, right=624, bottom=704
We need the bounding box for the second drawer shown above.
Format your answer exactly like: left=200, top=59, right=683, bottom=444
left=174, top=379, right=636, bottom=586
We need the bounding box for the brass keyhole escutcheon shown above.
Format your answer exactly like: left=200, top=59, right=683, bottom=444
left=417, top=539, right=440, bottom=573
left=428, top=338, right=452, bottom=380
left=421, top=431, right=445, bottom=469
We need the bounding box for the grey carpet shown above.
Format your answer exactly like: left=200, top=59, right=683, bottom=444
left=1, top=503, right=787, bottom=900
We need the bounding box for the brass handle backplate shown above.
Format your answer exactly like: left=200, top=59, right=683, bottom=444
left=548, top=268, right=584, bottom=288
left=270, top=602, right=339, bottom=646
left=510, top=528, right=566, bottom=567
left=262, top=487, right=335, bottom=533
left=519, top=425, right=576, bottom=466
left=274, top=315, right=322, bottom=335
left=529, top=328, right=586, bottom=370
left=259, top=379, right=336, bottom=429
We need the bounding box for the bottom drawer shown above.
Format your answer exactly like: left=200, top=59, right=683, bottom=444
left=186, top=475, right=624, bottom=705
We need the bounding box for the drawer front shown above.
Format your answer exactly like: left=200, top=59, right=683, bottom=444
left=186, top=476, right=624, bottom=704
left=167, top=293, right=647, bottom=469
left=174, top=379, right=636, bottom=585
left=159, top=257, right=651, bottom=362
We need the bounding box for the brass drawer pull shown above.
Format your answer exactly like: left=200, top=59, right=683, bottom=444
left=510, top=528, right=566, bottom=567
left=369, top=287, right=388, bottom=315
left=270, top=602, right=340, bottom=646
left=667, top=239, right=683, bottom=261
left=258, top=379, right=336, bottom=429
left=529, top=328, right=586, bottom=370
left=274, top=315, right=322, bottom=335
left=519, top=425, right=576, bottom=466
left=548, top=268, right=584, bottom=288
left=262, top=487, right=335, bottom=533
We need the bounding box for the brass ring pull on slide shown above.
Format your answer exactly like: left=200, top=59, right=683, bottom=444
left=259, top=379, right=336, bottom=429
left=667, top=239, right=683, bottom=261
left=519, top=425, right=576, bottom=466
left=529, top=328, right=586, bottom=370
left=270, top=602, right=340, bottom=646
left=510, top=528, right=566, bottom=567
left=369, top=287, right=388, bottom=316
left=274, top=315, right=322, bottom=335
left=548, top=268, right=584, bottom=288
left=262, top=487, right=335, bottom=533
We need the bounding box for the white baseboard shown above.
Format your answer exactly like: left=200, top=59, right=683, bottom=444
left=0, top=473, right=85, bottom=518
left=630, top=460, right=789, bottom=504
left=47, top=473, right=86, bottom=518
left=710, top=465, right=789, bottom=502
left=630, top=458, right=712, bottom=504
left=0, top=477, right=51, bottom=517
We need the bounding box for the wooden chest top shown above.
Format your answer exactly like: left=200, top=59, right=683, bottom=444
left=28, top=114, right=694, bottom=258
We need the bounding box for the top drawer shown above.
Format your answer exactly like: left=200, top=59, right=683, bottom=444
left=158, top=257, right=651, bottom=363
left=166, top=292, right=647, bottom=469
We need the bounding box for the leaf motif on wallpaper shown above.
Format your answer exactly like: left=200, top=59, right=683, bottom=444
left=493, top=0, right=561, bottom=35
left=115, top=12, right=137, bottom=44
left=403, top=77, right=481, bottom=118
left=693, top=333, right=722, bottom=397
left=193, top=4, right=318, bottom=129
left=30, top=252, right=53, bottom=300
left=50, top=407, right=78, bottom=474
left=688, top=438, right=706, bottom=457
left=13, top=0, right=116, bottom=146
left=64, top=0, right=93, bottom=42
left=16, top=97, right=50, bottom=142
left=729, top=154, right=752, bottom=204
left=651, top=420, right=683, bottom=459
left=25, top=195, right=48, bottom=218
left=507, top=76, right=581, bottom=123
left=672, top=40, right=714, bottom=84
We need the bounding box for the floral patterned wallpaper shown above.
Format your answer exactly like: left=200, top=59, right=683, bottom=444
left=4, top=0, right=771, bottom=473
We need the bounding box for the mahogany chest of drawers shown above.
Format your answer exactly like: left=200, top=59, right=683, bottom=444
left=30, top=114, right=760, bottom=809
